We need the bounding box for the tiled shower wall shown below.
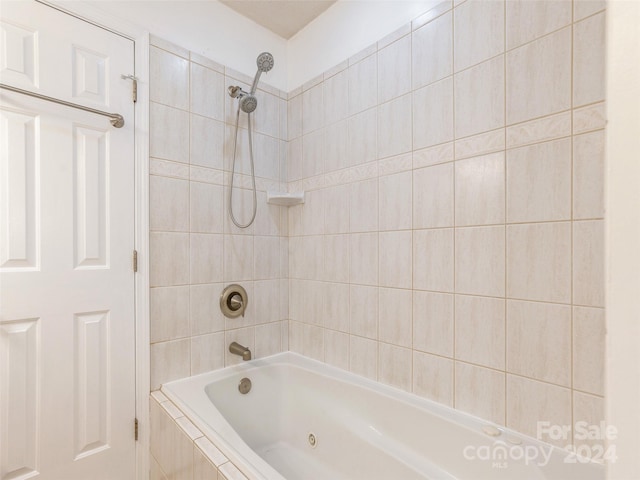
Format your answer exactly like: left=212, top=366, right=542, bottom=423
left=148, top=36, right=289, bottom=392
left=287, top=0, right=606, bottom=446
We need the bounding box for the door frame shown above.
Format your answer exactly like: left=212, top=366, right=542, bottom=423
left=37, top=1, right=151, bottom=478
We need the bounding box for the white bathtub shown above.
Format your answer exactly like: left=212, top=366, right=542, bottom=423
left=162, top=352, right=603, bottom=480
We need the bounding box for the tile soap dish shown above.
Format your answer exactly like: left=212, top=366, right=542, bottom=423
left=267, top=191, right=305, bottom=206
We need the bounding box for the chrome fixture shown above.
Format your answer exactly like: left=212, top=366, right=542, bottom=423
left=238, top=377, right=252, bottom=394
left=227, top=52, right=274, bottom=228
left=220, top=284, right=248, bottom=318
left=229, top=342, right=252, bottom=361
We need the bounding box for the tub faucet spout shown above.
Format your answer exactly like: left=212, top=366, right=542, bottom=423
left=229, top=341, right=252, bottom=361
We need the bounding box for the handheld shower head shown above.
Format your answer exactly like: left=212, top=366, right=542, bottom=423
left=256, top=52, right=274, bottom=73
left=239, top=94, right=257, bottom=113
left=250, top=51, right=274, bottom=94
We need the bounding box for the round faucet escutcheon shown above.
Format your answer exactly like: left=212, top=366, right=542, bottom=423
left=220, top=284, right=248, bottom=318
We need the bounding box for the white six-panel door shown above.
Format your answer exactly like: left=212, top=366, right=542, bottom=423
left=0, top=2, right=136, bottom=479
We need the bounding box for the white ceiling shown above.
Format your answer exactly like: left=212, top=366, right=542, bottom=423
left=220, top=0, right=338, bottom=39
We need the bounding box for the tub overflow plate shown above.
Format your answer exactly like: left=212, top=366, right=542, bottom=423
left=238, top=377, right=252, bottom=394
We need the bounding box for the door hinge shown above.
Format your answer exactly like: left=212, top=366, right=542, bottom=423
left=134, top=418, right=139, bottom=441
left=133, top=250, right=138, bottom=272
left=121, top=74, right=138, bottom=103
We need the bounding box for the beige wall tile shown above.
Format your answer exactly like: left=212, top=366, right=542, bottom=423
left=254, top=279, right=281, bottom=324
left=455, top=226, right=505, bottom=297
left=190, top=283, right=225, bottom=335
left=413, top=228, right=454, bottom=292
left=379, top=231, right=412, bottom=289
left=150, top=286, right=190, bottom=343
left=287, top=94, right=303, bottom=140
left=413, top=291, right=454, bottom=357
left=455, top=295, right=505, bottom=369
left=151, top=46, right=189, bottom=110
left=379, top=171, right=413, bottom=230
left=454, top=55, right=505, bottom=138
left=150, top=175, right=189, bottom=232
left=324, top=184, right=350, bottom=234
left=455, top=362, right=505, bottom=425
left=454, top=0, right=504, bottom=72
left=190, top=115, right=224, bottom=171
left=506, top=375, right=571, bottom=447
left=348, top=108, right=377, bottom=166
left=323, top=69, right=348, bottom=126
left=302, top=83, right=324, bottom=134
left=573, top=130, right=605, bottom=220
left=254, top=93, right=281, bottom=138
left=506, top=222, right=571, bottom=303
left=573, top=102, right=606, bottom=135
left=254, top=235, right=280, bottom=280
left=506, top=138, right=572, bottom=223
left=506, top=27, right=571, bottom=124
left=324, top=330, right=350, bottom=370
left=455, top=152, right=505, bottom=226
left=573, top=306, right=605, bottom=395
left=379, top=288, right=412, bottom=347
left=323, top=235, right=349, bottom=283
left=191, top=234, right=223, bottom=284
left=574, top=0, right=605, bottom=21
left=255, top=322, right=282, bottom=358
left=412, top=11, right=453, bottom=89
left=150, top=232, right=190, bottom=287
left=150, top=455, right=167, bottom=480
left=505, top=0, right=572, bottom=49
left=378, top=94, right=412, bottom=159
left=302, top=130, right=324, bottom=178
left=194, top=446, right=219, bottom=480
left=302, top=189, right=324, bottom=235
left=573, top=391, right=605, bottom=450
left=506, top=111, right=571, bottom=149
left=350, top=335, right=378, bottom=380
left=191, top=333, right=225, bottom=375
left=455, top=128, right=505, bottom=160
left=324, top=283, right=350, bottom=332
left=413, top=351, right=454, bottom=406
left=323, top=121, right=349, bottom=173
left=379, top=343, right=412, bottom=391
left=190, top=63, right=224, bottom=121
left=350, top=178, right=378, bottom=232
left=350, top=232, right=379, bottom=285
left=413, top=162, right=454, bottom=228
left=223, top=234, right=253, bottom=282
left=150, top=102, right=190, bottom=163
left=413, top=78, right=454, bottom=149
left=378, top=35, right=412, bottom=103
left=506, top=300, right=571, bottom=386
left=574, top=12, right=606, bottom=107
left=350, top=284, right=378, bottom=339
left=190, top=182, right=223, bottom=234
left=150, top=339, right=190, bottom=390
left=573, top=220, right=605, bottom=307
left=348, top=54, right=377, bottom=115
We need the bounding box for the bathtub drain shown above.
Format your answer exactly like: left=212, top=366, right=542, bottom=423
left=308, top=433, right=317, bottom=448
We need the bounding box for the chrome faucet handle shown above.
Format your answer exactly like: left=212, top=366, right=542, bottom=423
left=229, top=293, right=244, bottom=316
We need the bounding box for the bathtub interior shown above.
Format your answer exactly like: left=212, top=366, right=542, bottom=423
left=163, top=353, right=604, bottom=480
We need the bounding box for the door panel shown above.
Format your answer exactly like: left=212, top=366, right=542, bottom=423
left=0, top=2, right=136, bottom=479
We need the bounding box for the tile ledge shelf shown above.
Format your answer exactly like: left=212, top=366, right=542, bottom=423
left=267, top=191, right=305, bottom=206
